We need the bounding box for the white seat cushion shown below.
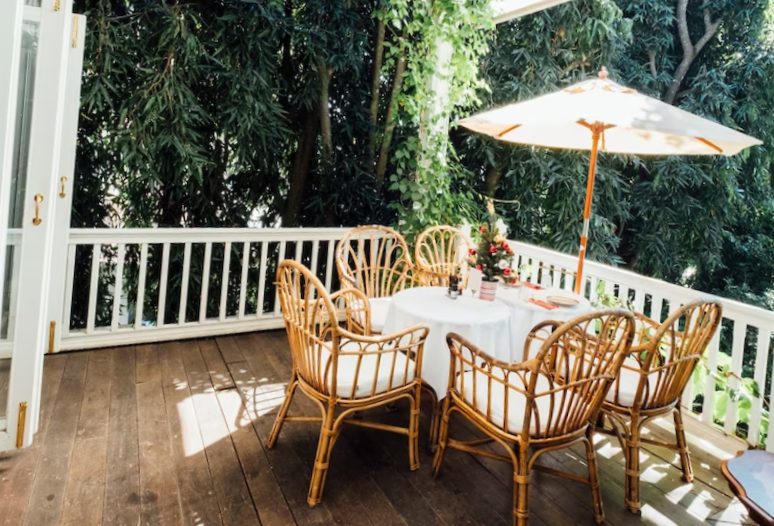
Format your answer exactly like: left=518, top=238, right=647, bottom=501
left=368, top=297, right=391, bottom=333
left=322, top=339, right=416, bottom=399
left=459, top=371, right=556, bottom=435
left=606, top=357, right=659, bottom=407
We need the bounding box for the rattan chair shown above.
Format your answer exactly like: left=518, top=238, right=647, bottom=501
left=414, top=226, right=473, bottom=286
left=433, top=310, right=636, bottom=526
left=597, top=298, right=723, bottom=514
left=335, top=225, right=421, bottom=334
left=268, top=260, right=429, bottom=506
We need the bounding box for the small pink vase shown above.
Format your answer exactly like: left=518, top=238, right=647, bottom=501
left=479, top=279, right=498, bottom=302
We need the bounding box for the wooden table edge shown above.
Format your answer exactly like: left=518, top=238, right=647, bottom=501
left=721, top=450, right=774, bottom=526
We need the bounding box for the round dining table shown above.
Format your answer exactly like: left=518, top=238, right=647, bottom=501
left=495, top=285, right=595, bottom=361
left=381, top=286, right=512, bottom=397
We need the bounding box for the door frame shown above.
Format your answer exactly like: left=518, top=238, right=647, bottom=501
left=0, top=0, right=77, bottom=450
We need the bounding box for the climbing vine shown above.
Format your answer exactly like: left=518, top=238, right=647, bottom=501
left=384, top=0, right=495, bottom=236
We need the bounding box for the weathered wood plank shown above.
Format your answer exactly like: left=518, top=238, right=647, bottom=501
left=158, top=341, right=223, bottom=526
left=103, top=346, right=141, bottom=525
left=23, top=352, right=90, bottom=526
left=215, top=336, right=245, bottom=365
left=60, top=350, right=113, bottom=526
left=137, top=374, right=184, bottom=525
left=135, top=343, right=160, bottom=384
left=181, top=341, right=260, bottom=525
left=199, top=339, right=235, bottom=391
left=0, top=354, right=68, bottom=526
left=216, top=387, right=296, bottom=526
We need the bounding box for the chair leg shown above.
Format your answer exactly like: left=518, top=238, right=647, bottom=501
left=432, top=398, right=452, bottom=477
left=513, top=450, right=531, bottom=526
left=584, top=428, right=605, bottom=525
left=308, top=405, right=337, bottom=507
left=408, top=386, right=421, bottom=471
left=267, top=371, right=297, bottom=449
left=673, top=407, right=693, bottom=482
left=423, top=384, right=442, bottom=453
left=624, top=420, right=642, bottom=515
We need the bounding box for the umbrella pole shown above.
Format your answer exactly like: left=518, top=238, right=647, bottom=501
left=575, top=125, right=602, bottom=295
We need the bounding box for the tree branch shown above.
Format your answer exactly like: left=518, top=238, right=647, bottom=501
left=648, top=49, right=658, bottom=78
left=374, top=36, right=407, bottom=187
left=664, top=1, right=722, bottom=105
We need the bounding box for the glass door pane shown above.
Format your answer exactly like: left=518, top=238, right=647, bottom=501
left=0, top=16, right=39, bottom=426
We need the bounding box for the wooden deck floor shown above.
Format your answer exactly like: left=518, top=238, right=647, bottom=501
left=0, top=331, right=754, bottom=526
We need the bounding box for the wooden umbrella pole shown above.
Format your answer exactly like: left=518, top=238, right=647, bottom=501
left=575, top=124, right=603, bottom=295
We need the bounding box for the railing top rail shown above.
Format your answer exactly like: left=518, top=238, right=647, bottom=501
left=509, top=239, right=774, bottom=328
left=68, top=227, right=351, bottom=245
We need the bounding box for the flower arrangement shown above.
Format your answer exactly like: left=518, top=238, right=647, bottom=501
left=468, top=215, right=516, bottom=282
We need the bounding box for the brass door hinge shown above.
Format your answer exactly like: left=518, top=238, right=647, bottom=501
left=71, top=17, right=78, bottom=48
left=16, top=402, right=27, bottom=448
left=49, top=321, right=56, bottom=353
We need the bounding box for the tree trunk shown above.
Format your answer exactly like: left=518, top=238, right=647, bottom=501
left=283, top=112, right=318, bottom=227
left=319, top=63, right=334, bottom=167
left=374, top=47, right=407, bottom=187
left=664, top=2, right=722, bottom=105
left=484, top=164, right=503, bottom=198
left=366, top=15, right=385, bottom=171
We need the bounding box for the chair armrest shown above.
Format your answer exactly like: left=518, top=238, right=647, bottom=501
left=338, top=325, right=430, bottom=381
left=330, top=288, right=372, bottom=335
left=521, top=320, right=563, bottom=362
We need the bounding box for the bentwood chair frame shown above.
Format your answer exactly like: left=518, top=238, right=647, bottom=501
left=268, top=260, right=429, bottom=506
left=433, top=310, right=636, bottom=526
left=415, top=226, right=473, bottom=286
left=597, top=298, right=723, bottom=514
left=335, top=225, right=422, bottom=299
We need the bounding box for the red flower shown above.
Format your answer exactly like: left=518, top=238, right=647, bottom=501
left=469, top=248, right=476, bottom=256
left=506, top=247, right=514, bottom=255
left=475, top=264, right=483, bottom=271
left=479, top=225, right=487, bottom=233
left=501, top=241, right=509, bottom=250
left=503, top=267, right=511, bottom=276
left=488, top=244, right=498, bottom=254
left=510, top=278, right=518, bottom=284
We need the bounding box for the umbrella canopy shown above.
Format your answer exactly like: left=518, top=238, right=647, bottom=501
left=459, top=68, right=762, bottom=293
left=460, top=72, right=761, bottom=156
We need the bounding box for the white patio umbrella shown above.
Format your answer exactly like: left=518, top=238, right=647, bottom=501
left=459, top=68, right=762, bottom=294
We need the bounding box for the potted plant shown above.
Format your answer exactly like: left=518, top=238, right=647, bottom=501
left=468, top=215, right=515, bottom=301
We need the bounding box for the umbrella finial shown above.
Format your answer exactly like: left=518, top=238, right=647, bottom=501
left=598, top=67, right=609, bottom=80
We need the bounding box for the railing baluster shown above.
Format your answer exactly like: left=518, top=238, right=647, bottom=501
left=257, top=242, right=268, bottom=317
left=274, top=241, right=286, bottom=316
left=701, top=328, right=721, bottom=425
left=157, top=242, right=170, bottom=327
left=135, top=243, right=148, bottom=329
left=725, top=321, right=747, bottom=434
left=310, top=240, right=320, bottom=280
left=295, top=240, right=303, bottom=262
left=199, top=242, right=212, bottom=323
left=650, top=295, right=663, bottom=322
left=768, top=346, right=774, bottom=451
left=238, top=242, right=249, bottom=319
left=633, top=288, right=645, bottom=313
left=62, top=243, right=76, bottom=337
left=179, top=242, right=191, bottom=325
left=111, top=243, right=125, bottom=331
left=529, top=258, right=539, bottom=283
left=588, top=276, right=599, bottom=303
left=749, top=328, right=771, bottom=447
left=220, top=242, right=231, bottom=322
left=86, top=243, right=101, bottom=334
left=325, top=239, right=334, bottom=291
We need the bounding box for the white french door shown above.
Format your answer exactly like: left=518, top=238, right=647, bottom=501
left=0, top=0, right=84, bottom=450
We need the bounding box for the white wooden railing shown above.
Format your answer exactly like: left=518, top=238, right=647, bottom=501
left=509, top=240, right=774, bottom=451
left=59, top=227, right=347, bottom=351
left=4, top=226, right=773, bottom=450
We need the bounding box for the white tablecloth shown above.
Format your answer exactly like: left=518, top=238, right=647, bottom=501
left=496, top=286, right=595, bottom=361
left=382, top=287, right=512, bottom=396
